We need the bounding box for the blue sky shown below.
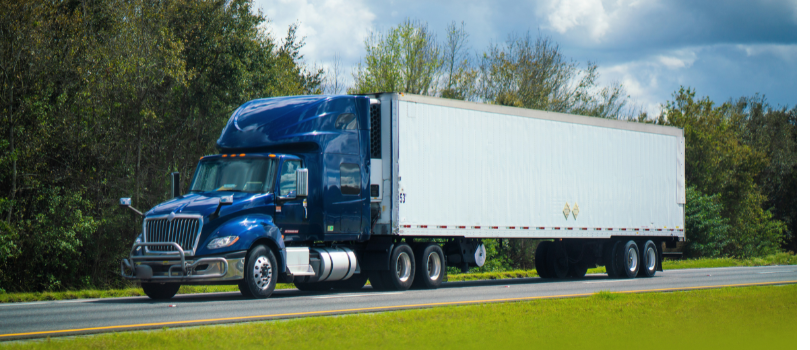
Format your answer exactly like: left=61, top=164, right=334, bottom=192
left=255, top=0, right=797, bottom=115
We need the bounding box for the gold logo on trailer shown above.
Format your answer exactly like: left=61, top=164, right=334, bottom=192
left=572, top=203, right=580, bottom=220
left=563, top=202, right=571, bottom=219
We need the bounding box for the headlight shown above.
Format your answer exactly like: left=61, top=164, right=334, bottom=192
left=134, top=233, right=143, bottom=252
left=207, top=236, right=240, bottom=249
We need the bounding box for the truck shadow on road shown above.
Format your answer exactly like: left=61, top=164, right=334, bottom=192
left=87, top=274, right=616, bottom=304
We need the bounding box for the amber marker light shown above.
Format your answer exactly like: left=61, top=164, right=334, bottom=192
left=268, top=154, right=276, bottom=157
left=239, top=154, right=245, bottom=157
left=222, top=155, right=227, bottom=157
left=230, top=154, right=236, bottom=157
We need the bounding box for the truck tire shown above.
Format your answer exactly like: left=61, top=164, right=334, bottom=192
left=370, top=243, right=415, bottom=291
left=332, top=271, right=369, bottom=290
left=534, top=241, right=553, bottom=278
left=412, top=243, right=445, bottom=289
left=239, top=244, right=278, bottom=299
left=639, top=240, right=658, bottom=277
left=620, top=240, right=640, bottom=278
left=141, top=282, right=180, bottom=300
left=545, top=241, right=569, bottom=278
left=603, top=240, right=625, bottom=278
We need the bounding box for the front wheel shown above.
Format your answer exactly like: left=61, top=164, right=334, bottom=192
left=142, top=282, right=180, bottom=300
left=238, top=245, right=278, bottom=299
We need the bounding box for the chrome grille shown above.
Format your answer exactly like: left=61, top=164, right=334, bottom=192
left=144, top=215, right=203, bottom=253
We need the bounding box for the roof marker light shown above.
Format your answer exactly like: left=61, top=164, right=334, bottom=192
left=222, top=155, right=227, bottom=158
left=230, top=154, right=236, bottom=157
left=239, top=154, right=246, bottom=157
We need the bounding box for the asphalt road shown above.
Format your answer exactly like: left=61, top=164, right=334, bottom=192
left=0, top=265, right=797, bottom=341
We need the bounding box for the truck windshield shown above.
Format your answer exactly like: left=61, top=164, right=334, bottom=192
left=190, top=158, right=275, bottom=193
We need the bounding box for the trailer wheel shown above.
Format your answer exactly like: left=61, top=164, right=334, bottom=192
left=412, top=243, right=445, bottom=289
left=332, top=271, right=370, bottom=290
left=603, top=240, right=625, bottom=278
left=545, top=241, right=569, bottom=278
left=534, top=241, right=553, bottom=278
left=370, top=243, right=415, bottom=291
left=639, top=240, right=658, bottom=277
left=620, top=240, right=640, bottom=278
left=141, top=282, right=180, bottom=300
left=239, top=244, right=278, bottom=299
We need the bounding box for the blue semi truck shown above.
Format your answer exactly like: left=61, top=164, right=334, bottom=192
left=120, top=93, right=685, bottom=299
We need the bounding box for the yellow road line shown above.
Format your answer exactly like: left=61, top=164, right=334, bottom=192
left=0, top=280, right=796, bottom=339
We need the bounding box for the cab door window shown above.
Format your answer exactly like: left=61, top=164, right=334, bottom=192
left=279, top=160, right=301, bottom=197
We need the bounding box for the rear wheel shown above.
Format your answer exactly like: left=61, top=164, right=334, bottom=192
left=534, top=241, right=554, bottom=278
left=412, top=243, right=445, bottom=289
left=545, top=241, right=569, bottom=278
left=620, top=240, right=640, bottom=278
left=369, top=243, right=415, bottom=291
left=238, top=245, right=278, bottom=299
left=603, top=240, right=625, bottom=278
left=142, top=282, right=180, bottom=300
left=638, top=240, right=658, bottom=277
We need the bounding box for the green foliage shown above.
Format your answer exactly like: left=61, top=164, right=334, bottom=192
left=663, top=88, right=787, bottom=258
left=0, top=0, right=323, bottom=292
left=350, top=19, right=443, bottom=94
left=684, top=187, right=730, bottom=257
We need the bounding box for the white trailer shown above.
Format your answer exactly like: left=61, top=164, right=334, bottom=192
left=366, top=92, right=684, bottom=280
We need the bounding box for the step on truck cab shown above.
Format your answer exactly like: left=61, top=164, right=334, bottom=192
left=120, top=93, right=686, bottom=299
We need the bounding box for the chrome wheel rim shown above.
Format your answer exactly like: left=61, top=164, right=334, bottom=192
left=627, top=247, right=638, bottom=272
left=427, top=251, right=441, bottom=281
left=253, top=255, right=272, bottom=291
left=645, top=246, right=656, bottom=271
left=395, top=252, right=412, bottom=282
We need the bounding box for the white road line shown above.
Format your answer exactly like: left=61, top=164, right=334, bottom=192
left=583, top=279, right=638, bottom=284
left=757, top=271, right=795, bottom=274
left=312, top=292, right=404, bottom=299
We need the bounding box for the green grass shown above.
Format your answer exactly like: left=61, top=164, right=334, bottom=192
left=450, top=251, right=797, bottom=281
left=0, top=252, right=796, bottom=303
left=1, top=285, right=796, bottom=349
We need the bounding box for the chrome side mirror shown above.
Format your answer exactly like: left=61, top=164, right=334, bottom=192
left=119, top=197, right=144, bottom=217
left=296, top=168, right=308, bottom=197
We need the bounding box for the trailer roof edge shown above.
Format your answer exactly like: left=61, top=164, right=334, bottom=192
left=395, top=93, right=683, bottom=138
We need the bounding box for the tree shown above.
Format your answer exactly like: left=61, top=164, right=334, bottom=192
left=663, top=87, right=785, bottom=257
left=350, top=19, right=443, bottom=94
left=478, top=32, right=631, bottom=119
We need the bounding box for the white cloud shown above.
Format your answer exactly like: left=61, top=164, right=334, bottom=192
left=736, top=43, right=796, bottom=62
left=600, top=47, right=700, bottom=115
left=255, top=0, right=375, bottom=66
left=538, top=0, right=648, bottom=42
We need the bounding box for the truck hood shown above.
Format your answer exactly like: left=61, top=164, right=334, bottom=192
left=145, top=192, right=271, bottom=218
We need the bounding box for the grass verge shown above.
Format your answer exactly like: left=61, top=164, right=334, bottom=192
left=0, top=252, right=796, bottom=303
left=1, top=284, right=796, bottom=349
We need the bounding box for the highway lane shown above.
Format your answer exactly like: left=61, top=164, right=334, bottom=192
left=0, top=265, right=797, bottom=340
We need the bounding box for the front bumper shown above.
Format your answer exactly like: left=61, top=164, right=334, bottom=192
left=121, top=242, right=245, bottom=283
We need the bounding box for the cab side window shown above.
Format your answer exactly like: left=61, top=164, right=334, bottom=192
left=335, top=113, right=357, bottom=130
left=279, top=160, right=301, bottom=197
left=340, top=163, right=361, bottom=195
